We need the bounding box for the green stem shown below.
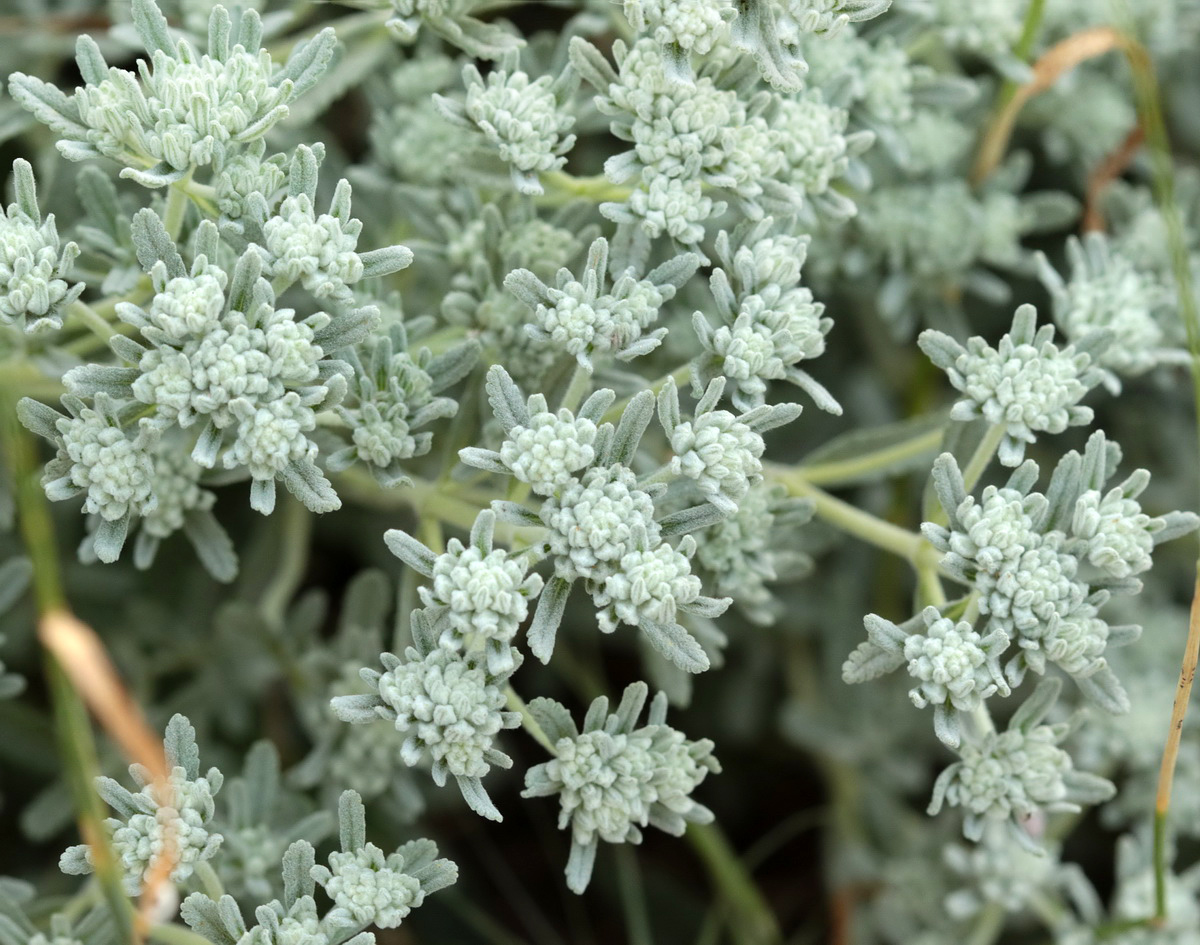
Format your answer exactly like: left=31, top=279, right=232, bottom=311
left=996, top=0, right=1047, bottom=108
left=162, top=173, right=192, bottom=242
left=194, top=861, right=225, bottom=901
left=539, top=170, right=635, bottom=205
left=258, top=496, right=311, bottom=629
left=148, top=926, right=217, bottom=945
left=0, top=393, right=134, bottom=941
left=685, top=822, right=781, bottom=945
left=965, top=901, right=1006, bottom=945
left=505, top=685, right=555, bottom=754
left=961, top=424, right=1006, bottom=494
left=614, top=845, right=654, bottom=945
left=797, top=425, right=946, bottom=486
left=559, top=362, right=592, bottom=414
left=1124, top=30, right=1200, bottom=924
left=772, top=473, right=925, bottom=563
left=604, top=364, right=691, bottom=424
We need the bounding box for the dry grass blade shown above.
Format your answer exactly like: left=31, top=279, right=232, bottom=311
left=40, top=607, right=177, bottom=938
left=1083, top=125, right=1145, bottom=231
left=972, top=27, right=1126, bottom=184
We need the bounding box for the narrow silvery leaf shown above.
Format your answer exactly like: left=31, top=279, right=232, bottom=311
left=639, top=618, right=709, bottom=673
left=330, top=694, right=383, bottom=724
left=164, top=713, right=200, bottom=778
left=276, top=27, right=338, bottom=96
left=131, top=208, right=185, bottom=277
left=457, top=776, right=502, bottom=822
left=1010, top=677, right=1062, bottom=732
left=183, top=510, right=237, bottom=583
left=1074, top=665, right=1129, bottom=715
left=527, top=697, right=577, bottom=744
left=565, top=838, right=598, bottom=894
left=92, top=514, right=130, bottom=563
left=612, top=681, right=648, bottom=734
left=383, top=529, right=437, bottom=576
left=10, top=159, right=38, bottom=220
left=485, top=365, right=530, bottom=432
left=529, top=575, right=571, bottom=664
left=459, top=447, right=509, bottom=475
left=841, top=640, right=904, bottom=684
left=610, top=390, right=654, bottom=466
left=568, top=36, right=618, bottom=90
left=427, top=339, right=479, bottom=390
left=337, top=790, right=367, bottom=852
left=132, top=0, right=175, bottom=56
left=16, top=398, right=62, bottom=440
left=281, top=459, right=340, bottom=513
left=657, top=504, right=726, bottom=537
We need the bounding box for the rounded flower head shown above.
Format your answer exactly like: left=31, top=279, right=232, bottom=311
left=595, top=534, right=703, bottom=633
left=904, top=612, right=1008, bottom=712
left=420, top=538, right=544, bottom=646
left=544, top=728, right=659, bottom=846
left=920, top=305, right=1107, bottom=466
left=226, top=392, right=317, bottom=480
left=980, top=537, right=1083, bottom=636
left=542, top=464, right=661, bottom=581
left=377, top=648, right=516, bottom=783
left=1038, top=234, right=1171, bottom=379
left=75, top=46, right=288, bottom=171
left=625, top=0, right=733, bottom=56
left=669, top=409, right=764, bottom=508
left=144, top=269, right=228, bottom=346
left=461, top=62, right=575, bottom=193
left=262, top=188, right=364, bottom=301
left=56, top=400, right=155, bottom=523
left=1070, top=487, right=1156, bottom=579
left=949, top=485, right=1040, bottom=575
left=499, top=405, right=598, bottom=495
left=934, top=725, right=1074, bottom=837
left=0, top=211, right=80, bottom=332
left=321, top=844, right=424, bottom=928
left=141, top=438, right=214, bottom=539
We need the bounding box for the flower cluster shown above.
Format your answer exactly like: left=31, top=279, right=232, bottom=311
left=928, top=680, right=1114, bottom=847
left=522, top=682, right=719, bottom=892
left=182, top=792, right=455, bottom=943
left=920, top=304, right=1111, bottom=466
left=0, top=159, right=82, bottom=333
left=60, top=715, right=224, bottom=895
left=504, top=236, right=698, bottom=371
left=434, top=54, right=577, bottom=195
left=332, top=598, right=522, bottom=822
left=922, top=432, right=1198, bottom=706
left=9, top=0, right=336, bottom=188
left=693, top=218, right=838, bottom=413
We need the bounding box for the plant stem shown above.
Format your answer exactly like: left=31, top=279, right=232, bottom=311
left=797, top=425, right=945, bottom=486
left=148, top=926, right=216, bottom=945
left=772, top=473, right=925, bottom=564
left=1124, top=25, right=1200, bottom=924
left=604, top=364, right=692, bottom=424
left=539, top=170, right=635, bottom=205
left=258, top=496, right=311, bottom=629
left=615, top=845, right=655, bottom=945
left=162, top=173, right=192, bottom=242
left=505, top=684, right=556, bottom=754
left=686, top=822, right=781, bottom=945
left=0, top=393, right=135, bottom=942
left=961, top=423, right=1006, bottom=495
left=965, top=901, right=1006, bottom=945
left=559, top=362, right=592, bottom=414
left=996, top=0, right=1047, bottom=108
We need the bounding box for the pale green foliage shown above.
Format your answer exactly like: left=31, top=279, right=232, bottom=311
left=522, top=682, right=720, bottom=892
left=60, top=715, right=224, bottom=895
